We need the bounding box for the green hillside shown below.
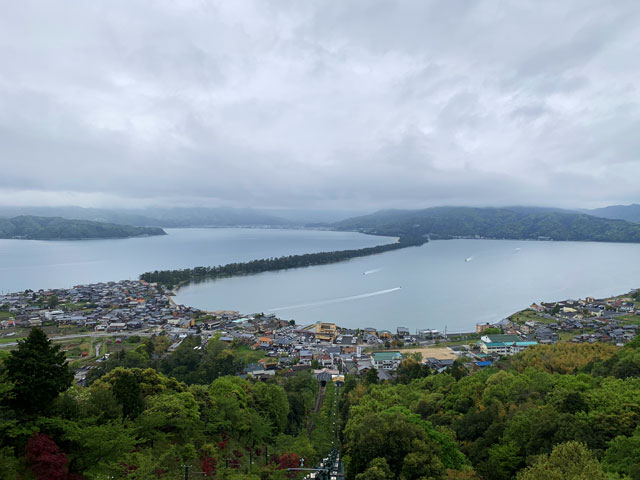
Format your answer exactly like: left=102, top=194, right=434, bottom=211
left=0, top=215, right=166, bottom=240
left=587, top=204, right=640, bottom=224
left=2, top=328, right=640, bottom=478
left=333, top=206, right=640, bottom=242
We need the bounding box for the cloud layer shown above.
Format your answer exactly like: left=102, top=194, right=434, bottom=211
left=1, top=0, right=639, bottom=209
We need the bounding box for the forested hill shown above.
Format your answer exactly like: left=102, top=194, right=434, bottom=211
left=587, top=204, right=640, bottom=224
left=332, top=206, right=640, bottom=242
left=0, top=206, right=293, bottom=228
left=0, top=215, right=166, bottom=240
left=3, top=325, right=640, bottom=478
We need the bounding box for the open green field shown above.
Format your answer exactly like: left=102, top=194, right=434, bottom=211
left=59, top=335, right=138, bottom=367
left=510, top=309, right=555, bottom=325
left=46, top=325, right=93, bottom=335
left=616, top=314, right=640, bottom=325
left=0, top=336, right=25, bottom=344
left=193, top=314, right=215, bottom=324
left=62, top=302, right=93, bottom=311
left=558, top=331, right=577, bottom=341
left=233, top=344, right=268, bottom=364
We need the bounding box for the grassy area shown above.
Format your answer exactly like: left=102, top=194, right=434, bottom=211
left=194, top=314, right=214, bottom=324
left=0, top=336, right=24, bottom=344
left=62, top=301, right=94, bottom=311
left=105, top=339, right=137, bottom=355
left=233, top=345, right=268, bottom=364
left=617, top=314, right=640, bottom=325
left=0, top=311, right=13, bottom=320
left=42, top=325, right=93, bottom=337
left=558, top=331, right=577, bottom=341
left=59, top=339, right=91, bottom=357
left=510, top=309, right=555, bottom=325
left=62, top=336, right=123, bottom=367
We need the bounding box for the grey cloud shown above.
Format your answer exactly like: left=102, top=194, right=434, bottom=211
left=0, top=0, right=639, bottom=210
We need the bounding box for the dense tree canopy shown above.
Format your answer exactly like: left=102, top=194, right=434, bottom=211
left=0, top=215, right=166, bottom=240
left=2, top=329, right=640, bottom=478
left=516, top=441, right=608, bottom=480
left=3, top=327, right=72, bottom=416
left=333, top=206, right=640, bottom=242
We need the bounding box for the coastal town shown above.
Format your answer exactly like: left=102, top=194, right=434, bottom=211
left=1, top=279, right=639, bottom=384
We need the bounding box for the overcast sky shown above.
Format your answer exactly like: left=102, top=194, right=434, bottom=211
left=1, top=0, right=639, bottom=210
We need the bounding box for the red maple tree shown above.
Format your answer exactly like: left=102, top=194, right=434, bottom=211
left=25, top=433, right=69, bottom=480
left=278, top=452, right=300, bottom=478
left=201, top=457, right=217, bottom=477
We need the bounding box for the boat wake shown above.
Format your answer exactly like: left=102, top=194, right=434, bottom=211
left=268, top=287, right=402, bottom=312
left=363, top=268, right=383, bottom=275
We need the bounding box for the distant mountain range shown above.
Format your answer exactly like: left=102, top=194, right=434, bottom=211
left=0, top=216, right=166, bottom=240
left=0, top=206, right=294, bottom=228
left=584, top=204, right=640, bottom=224
left=332, top=206, right=640, bottom=243
left=0, top=206, right=366, bottom=227
left=3, top=204, right=640, bottom=243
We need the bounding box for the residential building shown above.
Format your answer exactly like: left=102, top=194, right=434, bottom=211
left=371, top=351, right=404, bottom=371
left=479, top=333, right=538, bottom=355
left=315, top=322, right=337, bottom=342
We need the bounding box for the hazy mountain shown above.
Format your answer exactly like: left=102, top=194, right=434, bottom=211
left=0, top=216, right=166, bottom=240
left=135, top=207, right=293, bottom=227
left=586, top=204, right=640, bottom=224
left=333, top=206, right=640, bottom=243
left=0, top=206, right=293, bottom=228
left=263, top=208, right=368, bottom=224
left=0, top=206, right=159, bottom=227
left=501, top=206, right=580, bottom=215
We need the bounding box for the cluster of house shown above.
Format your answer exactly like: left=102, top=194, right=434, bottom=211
left=211, top=320, right=392, bottom=380
left=472, top=293, right=639, bottom=352
left=5, top=280, right=638, bottom=384
left=0, top=279, right=459, bottom=382
left=203, top=319, right=464, bottom=381
left=527, top=295, right=639, bottom=345
left=0, top=280, right=204, bottom=332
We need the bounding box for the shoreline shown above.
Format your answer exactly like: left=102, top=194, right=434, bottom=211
left=140, top=234, right=426, bottom=290
left=2, top=228, right=640, bottom=336
left=2, top=275, right=637, bottom=349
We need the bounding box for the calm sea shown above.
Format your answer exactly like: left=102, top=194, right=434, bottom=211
left=0, top=228, right=389, bottom=293
left=2, top=228, right=640, bottom=332
left=177, top=237, right=640, bottom=332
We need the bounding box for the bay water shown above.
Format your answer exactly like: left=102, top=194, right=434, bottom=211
left=2, top=228, right=640, bottom=332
